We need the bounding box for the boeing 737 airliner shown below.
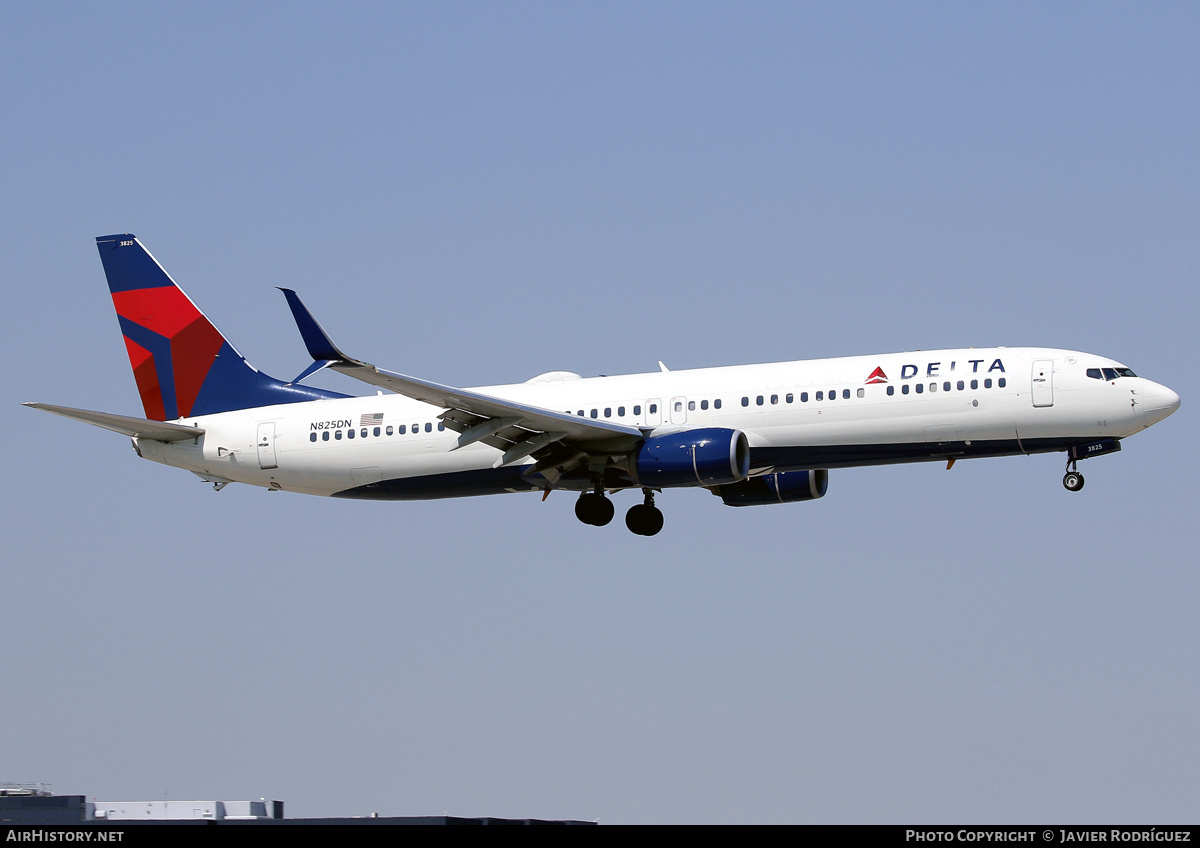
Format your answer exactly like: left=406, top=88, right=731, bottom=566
left=25, top=235, right=1181, bottom=535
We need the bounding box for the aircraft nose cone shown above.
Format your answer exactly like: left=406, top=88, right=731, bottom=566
left=1141, top=379, right=1180, bottom=427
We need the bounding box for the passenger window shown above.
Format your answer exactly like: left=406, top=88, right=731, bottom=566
left=816, top=391, right=824, bottom=401
left=786, top=393, right=793, bottom=403
left=634, top=405, right=642, bottom=415
left=971, top=379, right=978, bottom=390
left=756, top=395, right=764, bottom=406
left=929, top=383, right=937, bottom=392
left=398, top=425, right=406, bottom=434
left=424, top=422, right=432, bottom=432
left=577, top=410, right=584, bottom=417
left=915, top=384, right=924, bottom=394
left=943, top=382, right=951, bottom=392
left=649, top=403, right=658, bottom=414
left=984, top=379, right=992, bottom=389
left=361, top=428, right=368, bottom=437
left=438, top=423, right=444, bottom=431
left=742, top=397, right=749, bottom=407
left=770, top=395, right=777, bottom=405
left=605, top=407, right=612, bottom=417
left=902, top=385, right=910, bottom=395
left=348, top=429, right=355, bottom=439
left=322, top=431, right=330, bottom=441
left=887, top=386, right=895, bottom=396
left=957, top=380, right=964, bottom=391
left=998, top=377, right=1006, bottom=388
left=827, top=389, right=835, bottom=401
left=335, top=430, right=342, bottom=440
left=857, top=388, right=864, bottom=398
left=618, top=406, right=626, bottom=416
left=688, top=401, right=695, bottom=411
left=801, top=392, right=808, bottom=402
left=843, top=389, right=850, bottom=399
left=386, top=426, right=393, bottom=436
left=673, top=402, right=682, bottom=413
left=714, top=399, right=722, bottom=409
left=700, top=400, right=709, bottom=410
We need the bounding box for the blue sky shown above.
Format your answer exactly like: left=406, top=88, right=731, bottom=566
left=3, top=2, right=1196, bottom=823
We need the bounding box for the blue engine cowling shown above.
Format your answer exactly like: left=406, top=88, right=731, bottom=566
left=711, top=470, right=829, bottom=506
left=635, top=428, right=750, bottom=487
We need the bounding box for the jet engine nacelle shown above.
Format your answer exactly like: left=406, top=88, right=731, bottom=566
left=712, top=469, right=829, bottom=506
left=635, top=428, right=750, bottom=487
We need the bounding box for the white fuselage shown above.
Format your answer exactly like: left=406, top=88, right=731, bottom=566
left=134, top=347, right=1177, bottom=499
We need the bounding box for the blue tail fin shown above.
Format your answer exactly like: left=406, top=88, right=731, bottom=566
left=96, top=234, right=347, bottom=420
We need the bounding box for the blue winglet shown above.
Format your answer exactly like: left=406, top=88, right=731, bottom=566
left=278, top=288, right=350, bottom=363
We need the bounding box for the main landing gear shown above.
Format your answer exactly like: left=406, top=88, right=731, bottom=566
left=574, top=488, right=615, bottom=526
left=574, top=487, right=664, bottom=536
left=625, top=489, right=664, bottom=537
left=1063, top=457, right=1085, bottom=492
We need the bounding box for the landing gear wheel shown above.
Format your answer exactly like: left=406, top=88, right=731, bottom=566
left=625, top=489, right=664, bottom=536
left=575, top=492, right=614, bottom=526
left=625, top=504, right=664, bottom=536
left=1063, top=471, right=1085, bottom=492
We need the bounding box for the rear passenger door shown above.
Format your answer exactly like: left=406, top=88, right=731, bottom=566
left=257, top=421, right=278, bottom=469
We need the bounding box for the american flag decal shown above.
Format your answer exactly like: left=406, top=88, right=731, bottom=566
left=360, top=412, right=384, bottom=427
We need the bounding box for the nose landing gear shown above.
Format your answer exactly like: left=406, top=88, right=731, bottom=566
left=1062, top=439, right=1121, bottom=492
left=1063, top=457, right=1084, bottom=492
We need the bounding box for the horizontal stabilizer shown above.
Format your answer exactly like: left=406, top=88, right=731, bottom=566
left=23, top=402, right=205, bottom=442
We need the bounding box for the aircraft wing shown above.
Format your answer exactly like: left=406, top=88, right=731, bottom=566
left=23, top=403, right=205, bottom=442
left=279, top=290, right=645, bottom=468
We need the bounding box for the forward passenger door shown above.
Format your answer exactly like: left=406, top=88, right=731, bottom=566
left=1032, top=360, right=1054, bottom=408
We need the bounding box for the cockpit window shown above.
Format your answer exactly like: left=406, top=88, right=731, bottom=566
left=1088, top=366, right=1137, bottom=380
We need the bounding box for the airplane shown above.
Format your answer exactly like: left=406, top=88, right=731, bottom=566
left=25, top=234, right=1181, bottom=536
